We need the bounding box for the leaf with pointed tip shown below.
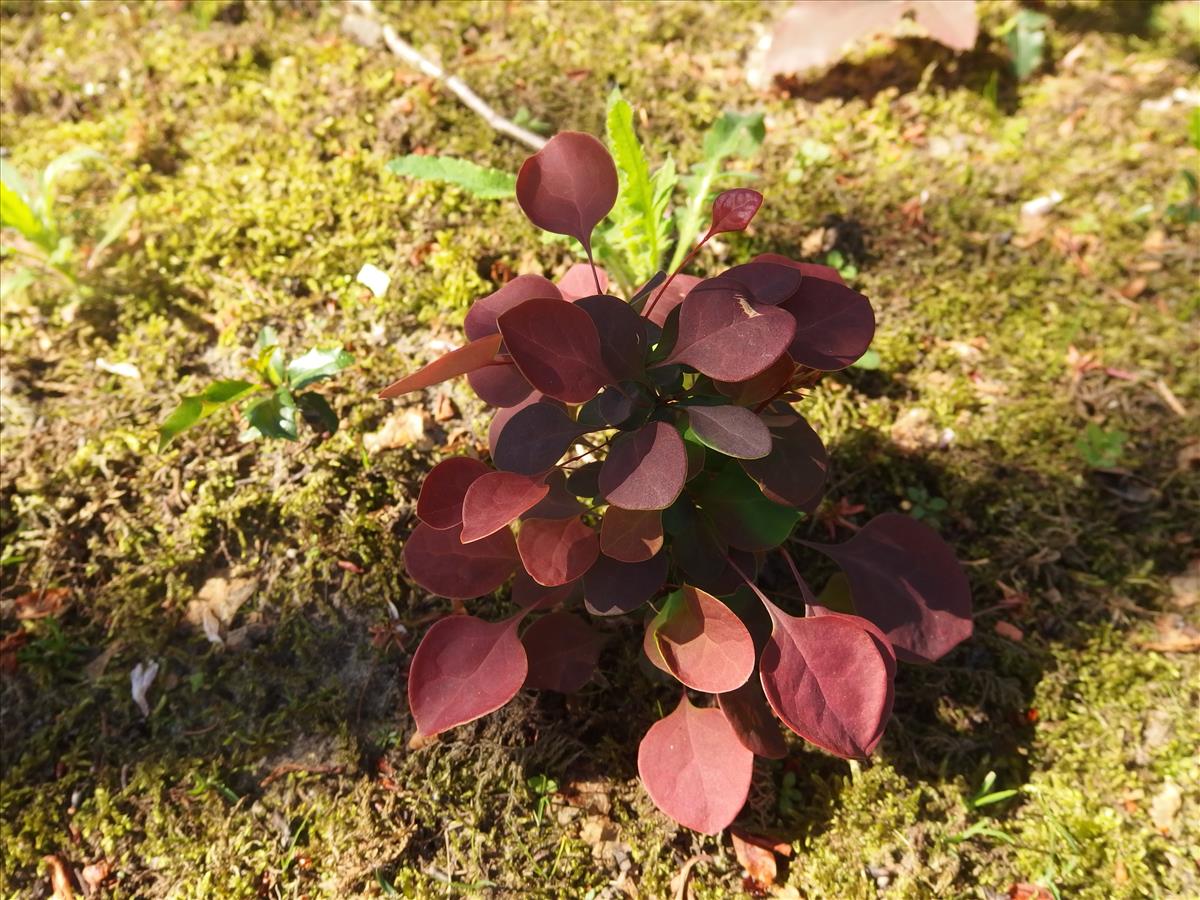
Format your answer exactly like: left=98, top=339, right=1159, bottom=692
left=498, top=298, right=610, bottom=403
left=637, top=693, right=754, bottom=834
left=416, top=456, right=491, bottom=529
left=718, top=677, right=788, bottom=759
left=557, top=262, right=608, bottom=301
left=523, top=470, right=587, bottom=520
left=522, top=612, right=603, bottom=692
left=659, top=279, right=796, bottom=382
left=583, top=550, right=669, bottom=616
left=801, top=513, right=972, bottom=663
left=693, top=465, right=800, bottom=552
left=517, top=516, right=600, bottom=587
left=460, top=471, right=549, bottom=543
left=705, top=188, right=763, bottom=239
left=403, top=522, right=519, bottom=599
left=468, top=362, right=535, bottom=407
left=379, top=333, right=503, bottom=399
left=408, top=615, right=527, bottom=736
left=739, top=411, right=828, bottom=508
left=646, top=273, right=701, bottom=328
left=648, top=587, right=755, bottom=693
left=750, top=252, right=846, bottom=286
left=512, top=569, right=578, bottom=611
left=684, top=404, right=772, bottom=459
left=599, top=421, right=687, bottom=511
left=492, top=400, right=590, bottom=475
left=575, top=294, right=647, bottom=380
left=465, top=274, right=564, bottom=341
left=714, top=355, right=796, bottom=406
left=516, top=131, right=617, bottom=257
left=600, top=506, right=663, bottom=562
left=720, top=261, right=803, bottom=305
left=781, top=278, right=875, bottom=371
left=758, top=598, right=893, bottom=759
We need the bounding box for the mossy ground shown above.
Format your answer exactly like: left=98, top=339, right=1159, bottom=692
left=1, top=1, right=1198, bottom=897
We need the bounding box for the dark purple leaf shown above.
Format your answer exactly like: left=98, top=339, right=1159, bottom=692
left=565, top=460, right=603, bottom=498
left=488, top=392, right=558, bottom=459
left=705, top=188, right=763, bottom=239
left=498, top=298, right=610, bottom=404
left=408, top=614, right=526, bottom=736
left=713, top=355, right=796, bottom=406
left=717, top=677, right=787, bottom=759
left=599, top=421, right=687, bottom=511
left=522, top=611, right=603, bottom=692
left=583, top=550, right=669, bottom=616
left=800, top=513, right=972, bottom=663
left=720, top=261, right=803, bottom=305
left=646, top=273, right=701, bottom=328
left=416, top=456, right=491, bottom=529
left=523, top=469, right=587, bottom=520
left=739, top=411, right=828, bottom=508
left=379, top=333, right=503, bottom=399
left=637, top=693, right=754, bottom=834
left=684, top=404, right=772, bottom=459
left=668, top=500, right=728, bottom=585
left=403, top=522, right=518, bottom=599
left=460, top=471, right=549, bottom=543
left=750, top=252, right=846, bottom=286
left=517, top=515, right=600, bottom=587
left=659, top=279, right=796, bottom=382
left=758, top=597, right=893, bottom=759
left=516, top=131, right=617, bottom=260
left=464, top=274, right=563, bottom=341
left=575, top=294, right=647, bottom=380
left=558, top=262, right=609, bottom=301
left=512, top=569, right=578, bottom=611
left=599, top=506, right=663, bottom=563
left=491, top=400, right=590, bottom=475
left=468, top=362, right=534, bottom=408
left=781, top=278, right=875, bottom=371
left=647, top=586, right=756, bottom=693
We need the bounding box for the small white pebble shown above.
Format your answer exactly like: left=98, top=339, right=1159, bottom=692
left=355, top=263, right=391, bottom=299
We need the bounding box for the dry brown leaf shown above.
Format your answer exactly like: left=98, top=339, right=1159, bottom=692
left=994, top=621, right=1025, bottom=642
left=564, top=779, right=612, bottom=816
left=432, top=393, right=458, bottom=423
left=731, top=830, right=780, bottom=888
left=80, top=859, right=112, bottom=895
left=42, top=855, right=77, bottom=899
left=890, top=407, right=941, bottom=452
left=1008, top=884, right=1053, bottom=900
left=363, top=408, right=432, bottom=454
left=1149, top=781, right=1182, bottom=832
left=1119, top=277, right=1148, bottom=299
left=14, top=587, right=71, bottom=620
left=185, top=574, right=257, bottom=645
left=1177, top=442, right=1200, bottom=472
left=1, top=630, right=28, bottom=674
left=83, top=643, right=121, bottom=681
left=1168, top=560, right=1200, bottom=609
left=669, top=853, right=710, bottom=900
left=1138, top=614, right=1200, bottom=653
left=579, top=814, right=622, bottom=862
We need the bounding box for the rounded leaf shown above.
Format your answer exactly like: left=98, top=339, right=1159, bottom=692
left=416, top=456, right=490, bottom=529
left=720, top=261, right=803, bottom=305
left=718, top=678, right=788, bottom=759
left=517, top=516, right=600, bottom=587
left=492, top=400, right=589, bottom=475
left=468, top=362, right=534, bottom=408
left=516, top=131, right=617, bottom=253
left=600, top=506, right=663, bottom=563
left=575, top=294, right=647, bottom=381
left=684, top=404, right=772, bottom=459
left=523, top=469, right=587, bottom=520
left=599, top=421, right=687, bottom=511
left=781, top=278, right=875, bottom=371
left=750, top=252, right=846, bottom=286
left=403, top=522, right=518, bottom=599
left=637, top=693, right=754, bottom=834
left=646, top=274, right=701, bottom=328
left=649, top=587, right=756, bottom=693
left=583, top=550, right=669, bottom=616
left=498, top=298, right=610, bottom=403
left=464, top=274, right=563, bottom=341
left=558, top=262, right=609, bottom=301
left=522, top=611, right=603, bottom=692
left=801, top=513, right=972, bottom=663
left=460, top=471, right=549, bottom=543
left=408, top=615, right=527, bottom=736
left=512, top=569, right=578, bottom=611
left=714, top=355, right=796, bottom=406
left=692, top=465, right=800, bottom=552
left=739, top=412, right=828, bottom=508
left=706, top=188, right=763, bottom=238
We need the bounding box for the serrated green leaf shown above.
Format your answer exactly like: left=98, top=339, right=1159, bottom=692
left=386, top=155, right=516, bottom=200
left=297, top=392, right=339, bottom=435
left=245, top=388, right=299, bottom=441
left=285, top=344, right=353, bottom=390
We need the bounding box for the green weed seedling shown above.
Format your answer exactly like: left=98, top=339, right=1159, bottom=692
left=158, top=326, right=353, bottom=450
left=1075, top=423, right=1127, bottom=470
left=526, top=773, right=558, bottom=827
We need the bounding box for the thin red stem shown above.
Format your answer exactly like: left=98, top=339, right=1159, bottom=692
left=556, top=432, right=616, bottom=468
left=723, top=552, right=770, bottom=606
left=584, top=243, right=602, bottom=295
left=642, top=236, right=708, bottom=320
left=778, top=546, right=805, bottom=593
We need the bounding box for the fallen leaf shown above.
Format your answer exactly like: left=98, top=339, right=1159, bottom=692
left=14, top=587, right=71, bottom=620
left=994, top=621, right=1024, bottom=642
left=669, top=853, right=710, bottom=900
left=564, top=779, right=613, bottom=816
left=42, top=854, right=77, bottom=899
left=1119, top=277, right=1148, bottom=299
left=432, top=393, right=457, bottom=423
left=1168, top=560, right=1200, bottom=609
left=1177, top=442, right=1200, bottom=472
left=579, top=814, right=623, bottom=862
left=95, top=358, right=142, bottom=380
left=83, top=643, right=121, bottom=681
left=185, top=574, right=257, bottom=646
left=890, top=407, right=941, bottom=453
left=407, top=730, right=439, bottom=750
left=80, top=859, right=112, bottom=895
left=1138, top=614, right=1200, bottom=653
left=363, top=408, right=431, bottom=454
left=1008, top=884, right=1053, bottom=900
left=1149, top=781, right=1182, bottom=832
left=1, top=630, right=29, bottom=673
left=731, top=829, right=782, bottom=888
left=356, top=262, right=391, bottom=298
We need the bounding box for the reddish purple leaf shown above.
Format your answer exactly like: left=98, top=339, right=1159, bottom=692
left=646, top=273, right=700, bottom=328
left=800, top=513, right=973, bottom=663
left=403, top=522, right=519, bottom=599
left=517, top=515, right=600, bottom=587
left=751, top=253, right=846, bottom=286
left=713, top=355, right=796, bottom=406
left=781, top=278, right=875, bottom=371
left=523, top=469, right=587, bottom=520
left=512, top=569, right=578, bottom=611
left=669, top=501, right=727, bottom=587
left=758, top=598, right=893, bottom=759
left=558, top=262, right=609, bottom=301
left=378, top=333, right=503, bottom=399
left=488, top=392, right=557, bottom=458
left=684, top=404, right=772, bottom=460
left=718, top=677, right=788, bottom=759
left=460, top=471, right=549, bottom=543
left=575, top=294, right=648, bottom=380
left=705, top=188, right=763, bottom=239
left=660, top=279, right=796, bottom=382
left=739, top=411, right=828, bottom=508
left=408, top=614, right=526, bottom=736
left=491, top=400, right=589, bottom=475
left=599, top=506, right=663, bottom=563
left=464, top=274, right=563, bottom=341
left=647, top=587, right=756, bottom=693
left=599, top=421, right=687, bottom=511
left=720, top=262, right=803, bottom=305
left=522, top=611, right=603, bottom=692
left=498, top=298, right=610, bottom=404
left=468, top=362, right=534, bottom=408
left=416, top=456, right=491, bottom=529
left=637, top=693, right=754, bottom=834
left=516, top=131, right=618, bottom=260
left=583, top=550, right=669, bottom=616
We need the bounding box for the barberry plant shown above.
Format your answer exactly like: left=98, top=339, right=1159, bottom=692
left=382, top=131, right=972, bottom=834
